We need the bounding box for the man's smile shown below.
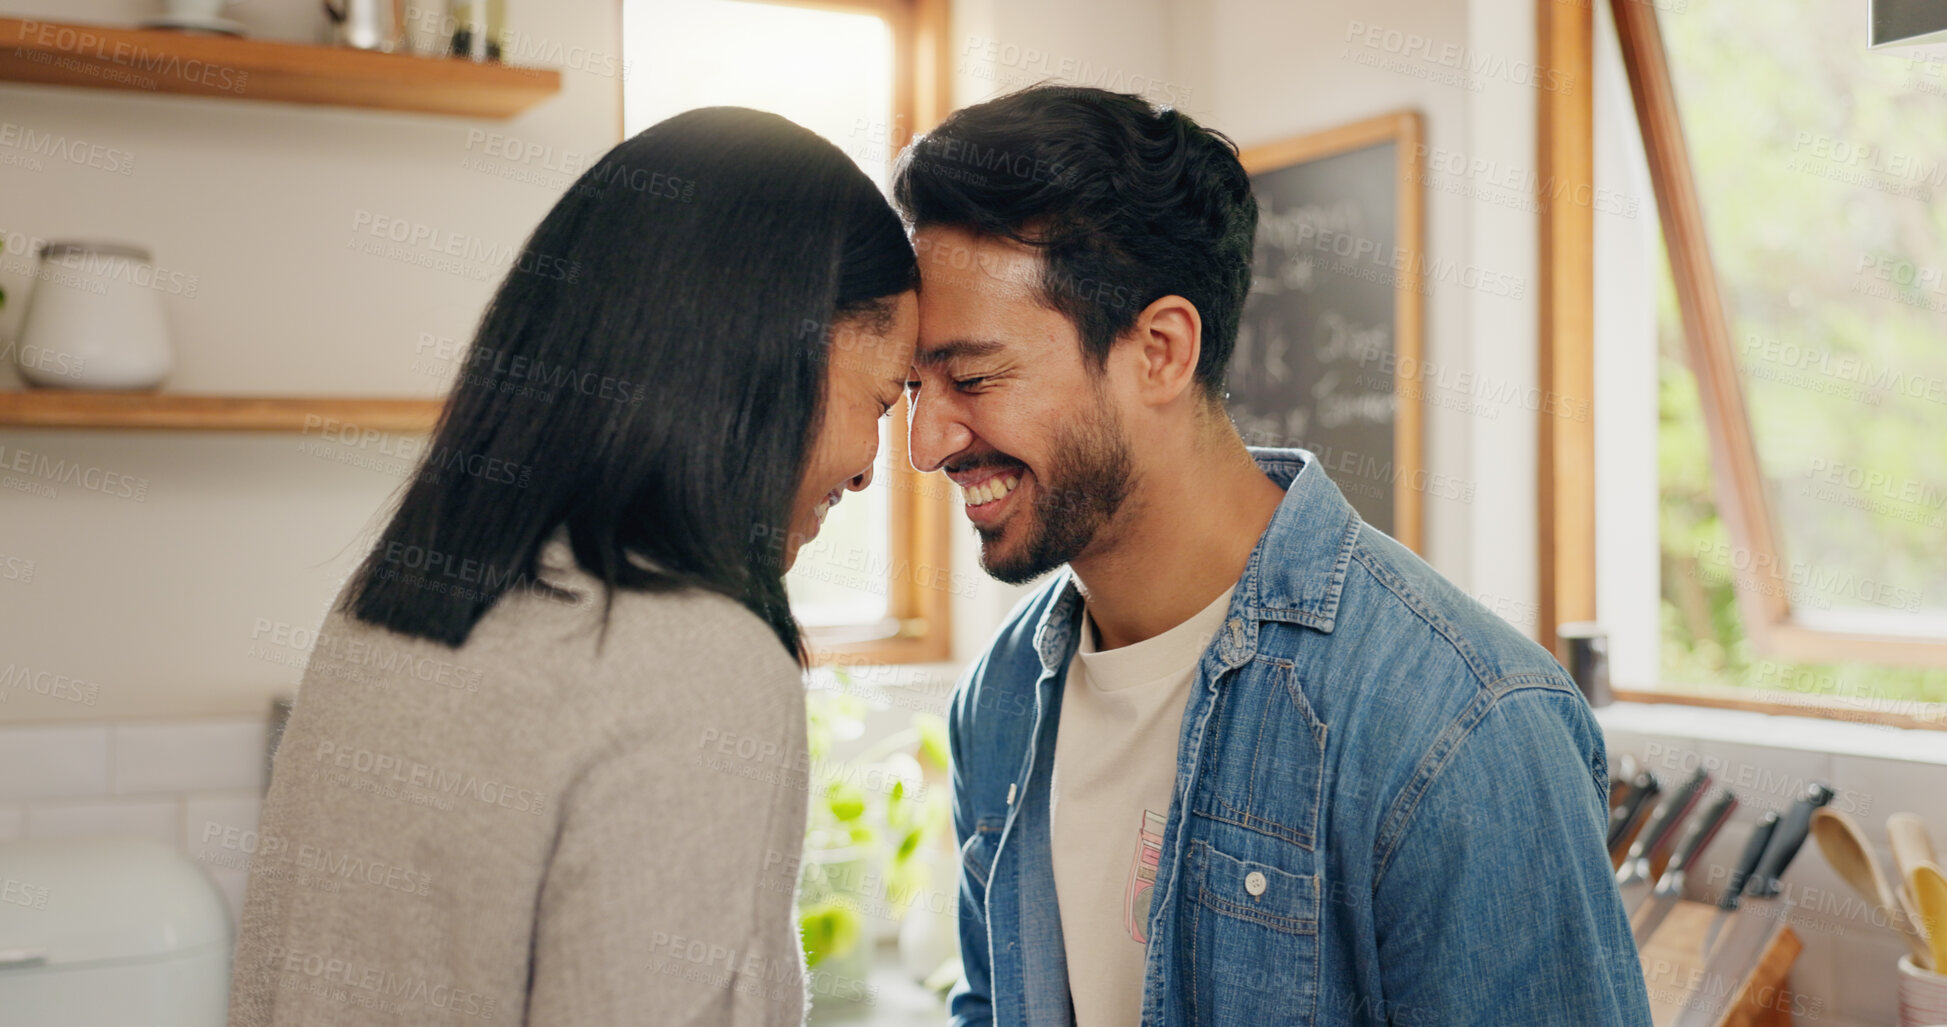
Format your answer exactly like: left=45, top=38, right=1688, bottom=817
left=948, top=466, right=1028, bottom=525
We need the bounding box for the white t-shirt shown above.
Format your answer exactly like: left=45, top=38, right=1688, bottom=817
left=1049, top=584, right=1237, bottom=1027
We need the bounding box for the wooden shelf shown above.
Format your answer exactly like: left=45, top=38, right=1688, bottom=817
left=0, top=17, right=559, bottom=119
left=0, top=392, right=443, bottom=433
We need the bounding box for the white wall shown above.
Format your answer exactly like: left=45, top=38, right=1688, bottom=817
left=1592, top=0, right=1663, bottom=688
left=1178, top=0, right=1537, bottom=611
left=0, top=0, right=624, bottom=722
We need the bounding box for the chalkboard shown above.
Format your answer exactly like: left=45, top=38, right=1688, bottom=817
left=1225, top=111, right=1424, bottom=551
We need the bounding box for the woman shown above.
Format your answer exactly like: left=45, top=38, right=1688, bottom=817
left=229, top=107, right=919, bottom=1026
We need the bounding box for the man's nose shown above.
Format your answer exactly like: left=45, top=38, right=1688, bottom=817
left=906, top=392, right=971, bottom=474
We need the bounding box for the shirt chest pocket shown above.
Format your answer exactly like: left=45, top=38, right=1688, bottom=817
left=1182, top=839, right=1319, bottom=1026
left=1197, top=657, right=1325, bottom=853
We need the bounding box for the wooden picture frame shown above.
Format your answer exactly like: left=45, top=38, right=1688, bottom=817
left=1235, top=110, right=1426, bottom=553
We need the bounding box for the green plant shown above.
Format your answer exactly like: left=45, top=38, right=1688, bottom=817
left=795, top=667, right=951, bottom=970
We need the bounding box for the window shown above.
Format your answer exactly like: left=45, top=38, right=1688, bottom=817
left=1542, top=0, right=1947, bottom=726
left=622, top=0, right=952, bottom=662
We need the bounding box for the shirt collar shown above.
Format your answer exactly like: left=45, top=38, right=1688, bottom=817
left=1031, top=447, right=1363, bottom=671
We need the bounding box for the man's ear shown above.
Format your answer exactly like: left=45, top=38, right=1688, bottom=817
left=1123, top=295, right=1202, bottom=407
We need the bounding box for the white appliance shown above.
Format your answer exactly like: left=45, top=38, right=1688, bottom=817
left=0, top=837, right=232, bottom=1025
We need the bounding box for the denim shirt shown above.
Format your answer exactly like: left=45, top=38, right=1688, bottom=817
left=945, top=448, right=1652, bottom=1026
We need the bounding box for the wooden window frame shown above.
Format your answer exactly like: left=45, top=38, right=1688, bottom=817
left=1537, top=0, right=1597, bottom=656
left=1538, top=0, right=1947, bottom=729
left=614, top=0, right=955, bottom=665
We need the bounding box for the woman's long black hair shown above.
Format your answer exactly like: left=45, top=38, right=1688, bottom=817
left=340, top=107, right=918, bottom=664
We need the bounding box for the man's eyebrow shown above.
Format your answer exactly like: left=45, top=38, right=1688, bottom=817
left=915, top=339, right=1006, bottom=368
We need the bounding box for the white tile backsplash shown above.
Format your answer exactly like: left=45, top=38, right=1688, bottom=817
left=0, top=717, right=268, bottom=935
left=112, top=719, right=267, bottom=795
left=183, top=792, right=264, bottom=854
left=1832, top=750, right=1947, bottom=836
left=184, top=792, right=263, bottom=926
left=0, top=724, right=110, bottom=800
left=23, top=797, right=180, bottom=845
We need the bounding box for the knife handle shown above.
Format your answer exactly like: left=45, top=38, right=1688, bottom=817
left=1629, top=767, right=1711, bottom=863
left=1749, top=783, right=1836, bottom=899
left=1720, top=811, right=1778, bottom=910
left=1614, top=754, right=1641, bottom=800
left=1666, top=788, right=1738, bottom=879
left=1608, top=772, right=1657, bottom=851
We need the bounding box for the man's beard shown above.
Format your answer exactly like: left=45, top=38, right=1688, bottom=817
left=976, top=393, right=1136, bottom=585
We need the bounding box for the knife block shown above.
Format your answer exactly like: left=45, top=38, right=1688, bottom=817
left=1638, top=899, right=1803, bottom=1027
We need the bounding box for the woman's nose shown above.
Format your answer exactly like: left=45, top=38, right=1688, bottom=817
left=847, top=463, right=874, bottom=492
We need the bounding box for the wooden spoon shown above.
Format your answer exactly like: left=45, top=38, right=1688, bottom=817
left=1891, top=813, right=1941, bottom=967
left=1913, top=861, right=1947, bottom=973
left=1889, top=812, right=1939, bottom=896
left=1810, top=808, right=1929, bottom=964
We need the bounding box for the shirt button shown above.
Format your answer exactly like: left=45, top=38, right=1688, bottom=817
left=1244, top=871, right=1267, bottom=897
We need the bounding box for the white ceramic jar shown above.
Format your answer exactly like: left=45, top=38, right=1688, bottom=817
left=14, top=240, right=174, bottom=390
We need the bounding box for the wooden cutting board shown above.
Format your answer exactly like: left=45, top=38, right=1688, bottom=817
left=1637, top=899, right=1804, bottom=1027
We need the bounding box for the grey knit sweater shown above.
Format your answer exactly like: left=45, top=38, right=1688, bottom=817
left=228, top=530, right=812, bottom=1025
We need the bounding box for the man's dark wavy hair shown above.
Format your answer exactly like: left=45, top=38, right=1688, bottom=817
left=891, top=84, right=1257, bottom=399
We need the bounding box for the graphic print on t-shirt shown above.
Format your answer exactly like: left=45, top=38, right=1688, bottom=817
left=1124, top=808, right=1168, bottom=943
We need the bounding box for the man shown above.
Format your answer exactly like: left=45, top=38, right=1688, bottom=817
left=891, top=85, right=1652, bottom=1026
